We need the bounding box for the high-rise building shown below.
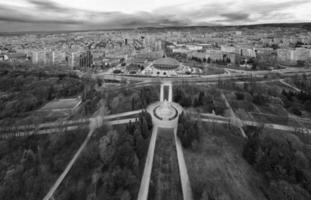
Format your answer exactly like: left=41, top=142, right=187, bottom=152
left=79, top=50, right=93, bottom=69
left=66, top=52, right=77, bottom=69
left=45, top=51, right=55, bottom=65
left=32, top=51, right=38, bottom=64
left=155, top=40, right=162, bottom=51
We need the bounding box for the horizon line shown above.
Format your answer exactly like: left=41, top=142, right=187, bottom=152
left=0, top=21, right=311, bottom=35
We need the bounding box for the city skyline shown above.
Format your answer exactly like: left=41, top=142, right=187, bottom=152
left=0, top=0, right=311, bottom=32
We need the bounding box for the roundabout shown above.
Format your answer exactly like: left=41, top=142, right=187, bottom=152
left=147, top=101, right=183, bottom=128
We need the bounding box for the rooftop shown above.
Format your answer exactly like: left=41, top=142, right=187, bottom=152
left=153, top=57, right=180, bottom=67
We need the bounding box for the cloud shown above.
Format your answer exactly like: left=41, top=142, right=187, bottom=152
left=0, top=6, right=82, bottom=24
left=0, top=16, right=81, bottom=24
left=221, top=13, right=250, bottom=22
left=245, top=0, right=309, bottom=15
left=27, top=0, right=69, bottom=12
left=0, top=0, right=310, bottom=31
left=0, top=1, right=189, bottom=28
left=186, top=0, right=311, bottom=25
left=84, top=11, right=191, bottom=28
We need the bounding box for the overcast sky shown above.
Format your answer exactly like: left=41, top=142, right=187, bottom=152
left=0, top=0, right=310, bottom=32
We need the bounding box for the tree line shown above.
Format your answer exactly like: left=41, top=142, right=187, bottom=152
left=0, top=68, right=85, bottom=122
left=243, top=128, right=311, bottom=200
left=0, top=129, right=88, bottom=200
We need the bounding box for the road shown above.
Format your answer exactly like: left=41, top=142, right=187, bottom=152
left=96, top=67, right=311, bottom=84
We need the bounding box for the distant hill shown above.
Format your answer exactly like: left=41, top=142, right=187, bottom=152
left=0, top=22, right=311, bottom=36
left=138, top=22, right=311, bottom=31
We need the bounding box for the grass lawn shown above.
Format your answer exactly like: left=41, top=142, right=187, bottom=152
left=184, top=123, right=267, bottom=200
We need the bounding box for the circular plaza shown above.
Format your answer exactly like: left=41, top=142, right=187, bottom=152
left=147, top=101, right=183, bottom=128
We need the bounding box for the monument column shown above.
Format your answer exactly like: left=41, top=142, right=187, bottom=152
left=160, top=85, right=164, bottom=102
left=169, top=84, right=173, bottom=102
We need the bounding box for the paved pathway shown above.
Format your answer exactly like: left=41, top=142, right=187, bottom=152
left=0, top=118, right=90, bottom=132
left=42, top=115, right=141, bottom=200
left=137, top=126, right=159, bottom=200
left=279, top=79, right=301, bottom=92
left=220, top=91, right=247, bottom=138
left=102, top=110, right=143, bottom=120
left=243, top=120, right=311, bottom=134
left=43, top=116, right=103, bottom=200
left=0, top=110, right=142, bottom=138
left=174, top=127, right=193, bottom=200
left=198, top=114, right=311, bottom=135
left=138, top=81, right=193, bottom=200
left=0, top=117, right=139, bottom=139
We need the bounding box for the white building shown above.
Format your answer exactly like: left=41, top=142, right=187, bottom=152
left=143, top=57, right=185, bottom=77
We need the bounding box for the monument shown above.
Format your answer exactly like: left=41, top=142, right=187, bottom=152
left=155, top=100, right=177, bottom=120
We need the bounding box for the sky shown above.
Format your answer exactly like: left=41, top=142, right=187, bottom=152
left=0, top=0, right=310, bottom=32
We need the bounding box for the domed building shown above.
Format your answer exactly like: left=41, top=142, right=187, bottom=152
left=143, top=57, right=183, bottom=77
left=153, top=57, right=180, bottom=70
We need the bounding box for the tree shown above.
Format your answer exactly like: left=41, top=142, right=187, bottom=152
left=271, top=44, right=279, bottom=50
left=144, top=111, right=153, bottom=129
left=242, top=131, right=260, bottom=165
left=99, top=130, right=118, bottom=167
left=297, top=60, right=305, bottom=67
left=114, top=134, right=136, bottom=170
left=177, top=113, right=200, bottom=148
left=140, top=117, right=150, bottom=139
left=304, top=100, right=311, bottom=113
left=252, top=94, right=266, bottom=106
left=181, top=96, right=192, bottom=107
left=290, top=106, right=302, bottom=116
left=235, top=92, right=245, bottom=100
left=0, top=141, right=9, bottom=157
left=110, top=96, right=120, bottom=111
left=243, top=129, right=311, bottom=197
left=173, top=87, right=186, bottom=103
left=133, top=128, right=146, bottom=160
